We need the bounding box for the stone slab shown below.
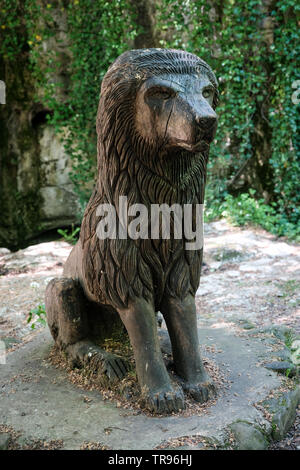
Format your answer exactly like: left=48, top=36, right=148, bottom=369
left=1, top=326, right=293, bottom=450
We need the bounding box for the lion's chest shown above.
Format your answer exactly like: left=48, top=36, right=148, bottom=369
left=91, top=233, right=202, bottom=311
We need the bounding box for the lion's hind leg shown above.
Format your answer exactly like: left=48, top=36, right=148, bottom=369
left=45, top=278, right=129, bottom=382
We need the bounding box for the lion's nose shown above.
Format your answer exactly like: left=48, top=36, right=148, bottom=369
left=195, top=113, right=217, bottom=130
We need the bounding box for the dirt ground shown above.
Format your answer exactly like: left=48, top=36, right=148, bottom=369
left=198, top=220, right=300, bottom=335
left=0, top=219, right=299, bottom=449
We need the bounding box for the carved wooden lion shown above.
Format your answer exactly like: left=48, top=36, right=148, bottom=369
left=45, top=48, right=219, bottom=414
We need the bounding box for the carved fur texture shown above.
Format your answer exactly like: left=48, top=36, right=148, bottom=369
left=79, top=49, right=219, bottom=311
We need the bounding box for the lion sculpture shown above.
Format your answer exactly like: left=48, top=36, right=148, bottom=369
left=45, top=48, right=219, bottom=414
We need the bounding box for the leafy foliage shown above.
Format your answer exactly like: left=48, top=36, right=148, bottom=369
left=30, top=0, right=137, bottom=212
left=205, top=189, right=300, bottom=240
left=57, top=224, right=80, bottom=244
left=157, top=0, right=300, bottom=239
left=27, top=304, right=47, bottom=329
left=1, top=0, right=299, bottom=238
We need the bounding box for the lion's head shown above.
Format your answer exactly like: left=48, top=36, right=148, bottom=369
left=97, top=49, right=218, bottom=191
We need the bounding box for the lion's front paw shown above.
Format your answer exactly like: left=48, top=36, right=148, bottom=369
left=101, top=353, right=131, bottom=381
left=87, top=350, right=130, bottom=381
left=183, top=380, right=216, bottom=403
left=67, top=341, right=130, bottom=382
left=141, top=387, right=185, bottom=414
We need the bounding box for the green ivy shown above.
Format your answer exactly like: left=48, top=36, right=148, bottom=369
left=1, top=0, right=299, bottom=239
left=157, top=0, right=300, bottom=240
left=205, top=189, right=300, bottom=241
left=1, top=0, right=137, bottom=214
left=30, top=0, right=137, bottom=212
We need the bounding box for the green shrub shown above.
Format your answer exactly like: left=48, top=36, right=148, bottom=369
left=205, top=189, right=300, bottom=241
left=57, top=224, right=80, bottom=245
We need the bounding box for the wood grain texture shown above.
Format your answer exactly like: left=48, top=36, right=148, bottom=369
left=79, top=49, right=218, bottom=311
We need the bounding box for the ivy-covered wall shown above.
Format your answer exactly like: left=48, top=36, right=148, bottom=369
left=0, top=0, right=79, bottom=248
left=0, top=0, right=299, bottom=248
left=158, top=0, right=300, bottom=238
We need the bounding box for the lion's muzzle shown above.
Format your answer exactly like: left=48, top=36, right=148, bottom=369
left=193, top=105, right=218, bottom=146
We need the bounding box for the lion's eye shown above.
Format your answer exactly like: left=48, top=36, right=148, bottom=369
left=202, top=88, right=213, bottom=99
left=147, top=87, right=175, bottom=100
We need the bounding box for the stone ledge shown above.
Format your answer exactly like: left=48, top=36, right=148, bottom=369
left=1, top=326, right=298, bottom=450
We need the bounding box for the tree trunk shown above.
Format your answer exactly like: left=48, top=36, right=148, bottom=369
left=128, top=0, right=159, bottom=48
left=228, top=0, right=276, bottom=202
